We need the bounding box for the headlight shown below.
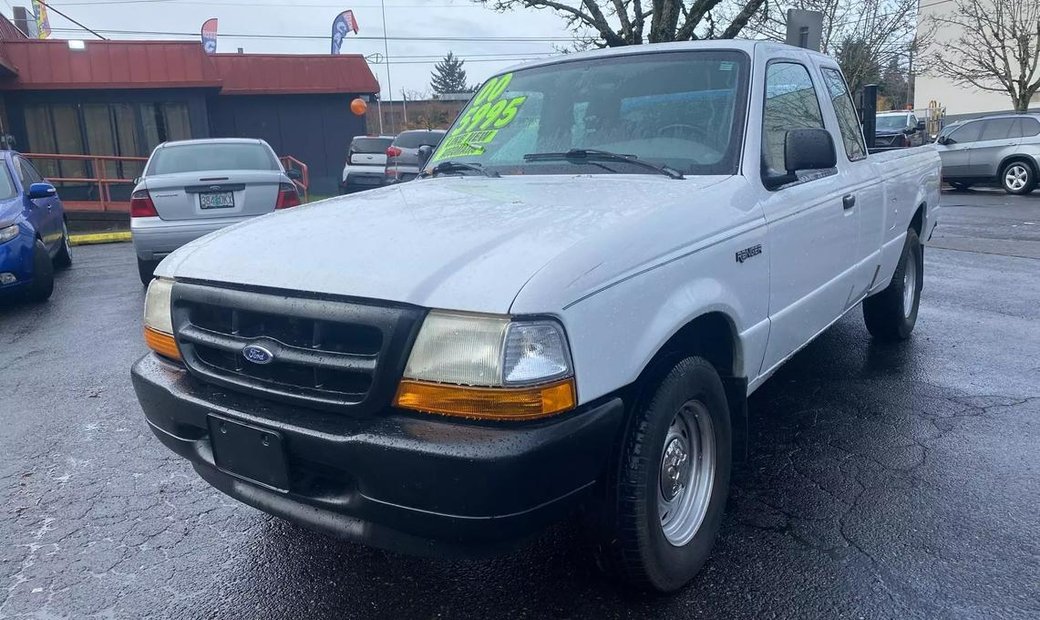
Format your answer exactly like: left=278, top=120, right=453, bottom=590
left=0, top=224, right=19, bottom=244
left=395, top=311, right=576, bottom=420
left=143, top=277, right=180, bottom=361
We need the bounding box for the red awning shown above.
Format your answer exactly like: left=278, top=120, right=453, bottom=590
left=0, top=39, right=378, bottom=95
left=211, top=54, right=380, bottom=95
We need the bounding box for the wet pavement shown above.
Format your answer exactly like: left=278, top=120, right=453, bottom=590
left=1, top=189, right=1038, bottom=619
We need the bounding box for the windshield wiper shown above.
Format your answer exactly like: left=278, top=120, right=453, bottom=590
left=522, top=148, right=684, bottom=179
left=421, top=160, right=499, bottom=178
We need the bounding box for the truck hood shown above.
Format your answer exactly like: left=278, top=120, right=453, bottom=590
left=158, top=174, right=729, bottom=313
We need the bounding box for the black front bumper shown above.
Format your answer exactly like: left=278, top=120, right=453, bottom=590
left=131, top=353, right=624, bottom=556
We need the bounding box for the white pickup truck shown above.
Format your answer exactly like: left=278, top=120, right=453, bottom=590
left=132, top=40, right=941, bottom=592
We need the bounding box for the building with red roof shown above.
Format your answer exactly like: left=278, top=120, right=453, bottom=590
left=0, top=17, right=379, bottom=198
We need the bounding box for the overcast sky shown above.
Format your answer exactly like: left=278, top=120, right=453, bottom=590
left=3, top=0, right=580, bottom=99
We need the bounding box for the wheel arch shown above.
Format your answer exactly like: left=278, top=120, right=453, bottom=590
left=998, top=154, right=1038, bottom=178
left=632, top=310, right=749, bottom=462
left=910, top=201, right=925, bottom=237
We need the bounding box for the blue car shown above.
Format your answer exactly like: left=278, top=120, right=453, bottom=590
left=0, top=151, right=72, bottom=302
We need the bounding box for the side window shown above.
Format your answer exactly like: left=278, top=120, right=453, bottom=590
left=979, top=118, right=1015, bottom=141
left=820, top=67, right=867, bottom=161
left=763, top=62, right=827, bottom=178
left=909, top=115, right=919, bottom=128
left=18, top=158, right=44, bottom=187
left=947, top=122, right=981, bottom=144
left=1014, top=117, right=1040, bottom=138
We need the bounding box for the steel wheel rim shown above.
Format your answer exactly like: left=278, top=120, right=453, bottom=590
left=1005, top=164, right=1028, bottom=191
left=903, top=246, right=916, bottom=318
left=658, top=400, right=716, bottom=547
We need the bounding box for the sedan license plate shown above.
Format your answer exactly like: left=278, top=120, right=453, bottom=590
left=200, top=191, right=234, bottom=209
left=207, top=415, right=290, bottom=491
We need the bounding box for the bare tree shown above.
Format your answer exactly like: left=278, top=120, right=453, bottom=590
left=927, top=0, right=1040, bottom=112
left=745, top=0, right=926, bottom=96
left=477, top=0, right=770, bottom=47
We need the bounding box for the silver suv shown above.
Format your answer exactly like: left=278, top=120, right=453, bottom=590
left=935, top=114, right=1040, bottom=194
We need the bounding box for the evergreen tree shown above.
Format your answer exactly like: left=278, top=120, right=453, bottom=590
left=430, top=52, right=470, bottom=94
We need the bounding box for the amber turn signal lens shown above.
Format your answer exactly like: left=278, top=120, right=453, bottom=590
left=144, top=326, right=181, bottom=361
left=394, top=378, right=576, bottom=421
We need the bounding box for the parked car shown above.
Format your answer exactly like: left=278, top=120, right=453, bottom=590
left=0, top=151, right=71, bottom=302
left=385, top=129, right=447, bottom=183
left=934, top=113, right=1040, bottom=194
left=130, top=138, right=301, bottom=285
left=132, top=41, right=941, bottom=592
left=874, top=111, right=928, bottom=149
left=341, top=135, right=394, bottom=193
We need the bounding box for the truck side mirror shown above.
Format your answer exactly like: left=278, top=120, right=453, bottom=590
left=784, top=128, right=837, bottom=173
left=764, top=128, right=837, bottom=190
left=417, top=145, right=434, bottom=166
left=916, top=120, right=926, bottom=132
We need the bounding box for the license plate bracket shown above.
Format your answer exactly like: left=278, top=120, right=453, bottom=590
left=200, top=191, right=234, bottom=209
left=207, top=414, right=290, bottom=491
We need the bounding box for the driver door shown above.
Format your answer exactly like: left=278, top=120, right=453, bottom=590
left=937, top=121, right=981, bottom=178
left=18, top=156, right=62, bottom=248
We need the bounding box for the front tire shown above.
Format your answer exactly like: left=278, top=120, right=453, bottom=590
left=948, top=181, right=973, bottom=191
left=27, top=239, right=54, bottom=302
left=54, top=220, right=72, bottom=269
left=599, top=356, right=732, bottom=592
left=137, top=257, right=158, bottom=286
left=863, top=228, right=922, bottom=341
left=1001, top=161, right=1036, bottom=195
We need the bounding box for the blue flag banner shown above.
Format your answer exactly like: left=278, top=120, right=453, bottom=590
left=201, top=18, right=218, bottom=54
left=331, top=10, right=359, bottom=55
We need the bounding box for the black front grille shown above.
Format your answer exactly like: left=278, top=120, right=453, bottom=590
left=171, top=281, right=425, bottom=413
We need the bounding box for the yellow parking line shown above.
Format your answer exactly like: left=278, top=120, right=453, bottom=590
left=69, top=231, right=132, bottom=246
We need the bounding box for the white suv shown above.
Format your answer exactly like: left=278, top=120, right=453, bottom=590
left=340, top=135, right=393, bottom=194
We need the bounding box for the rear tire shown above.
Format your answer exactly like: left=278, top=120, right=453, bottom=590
left=863, top=229, right=922, bottom=341
left=137, top=257, right=158, bottom=286
left=54, top=220, right=72, bottom=269
left=597, top=356, right=732, bottom=592
left=1001, top=161, right=1036, bottom=195
left=27, top=239, right=54, bottom=302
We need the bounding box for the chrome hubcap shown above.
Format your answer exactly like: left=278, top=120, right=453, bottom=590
left=1005, top=164, right=1028, bottom=191
left=660, top=438, right=689, bottom=501
left=658, top=401, right=716, bottom=547
left=903, top=247, right=916, bottom=318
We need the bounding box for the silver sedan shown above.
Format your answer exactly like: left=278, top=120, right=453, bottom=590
left=130, top=138, right=301, bottom=284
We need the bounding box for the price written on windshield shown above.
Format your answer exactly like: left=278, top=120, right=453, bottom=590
left=433, top=73, right=528, bottom=161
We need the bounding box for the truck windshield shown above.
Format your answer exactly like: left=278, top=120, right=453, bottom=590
left=875, top=115, right=908, bottom=132
left=430, top=50, right=749, bottom=177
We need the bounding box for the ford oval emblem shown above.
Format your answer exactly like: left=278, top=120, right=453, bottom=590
left=242, top=344, right=274, bottom=365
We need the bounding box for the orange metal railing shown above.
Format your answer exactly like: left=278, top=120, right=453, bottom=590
left=22, top=152, right=311, bottom=212
left=23, top=153, right=147, bottom=212
left=279, top=155, right=310, bottom=201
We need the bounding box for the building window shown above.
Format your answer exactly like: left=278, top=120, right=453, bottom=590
left=23, top=101, right=192, bottom=183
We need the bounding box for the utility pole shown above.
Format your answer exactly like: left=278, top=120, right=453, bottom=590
left=381, top=0, right=395, bottom=134
left=906, top=44, right=915, bottom=110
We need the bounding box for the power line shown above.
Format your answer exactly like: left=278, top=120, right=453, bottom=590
left=50, top=27, right=574, bottom=42
left=54, top=0, right=481, bottom=6
left=36, top=0, right=106, bottom=39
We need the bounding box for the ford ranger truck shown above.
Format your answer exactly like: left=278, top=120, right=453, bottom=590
left=132, top=41, right=941, bottom=592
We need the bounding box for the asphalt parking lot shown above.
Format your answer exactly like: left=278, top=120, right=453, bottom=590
left=2, top=189, right=1038, bottom=619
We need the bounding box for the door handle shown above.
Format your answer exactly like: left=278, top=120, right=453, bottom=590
left=842, top=194, right=856, bottom=210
